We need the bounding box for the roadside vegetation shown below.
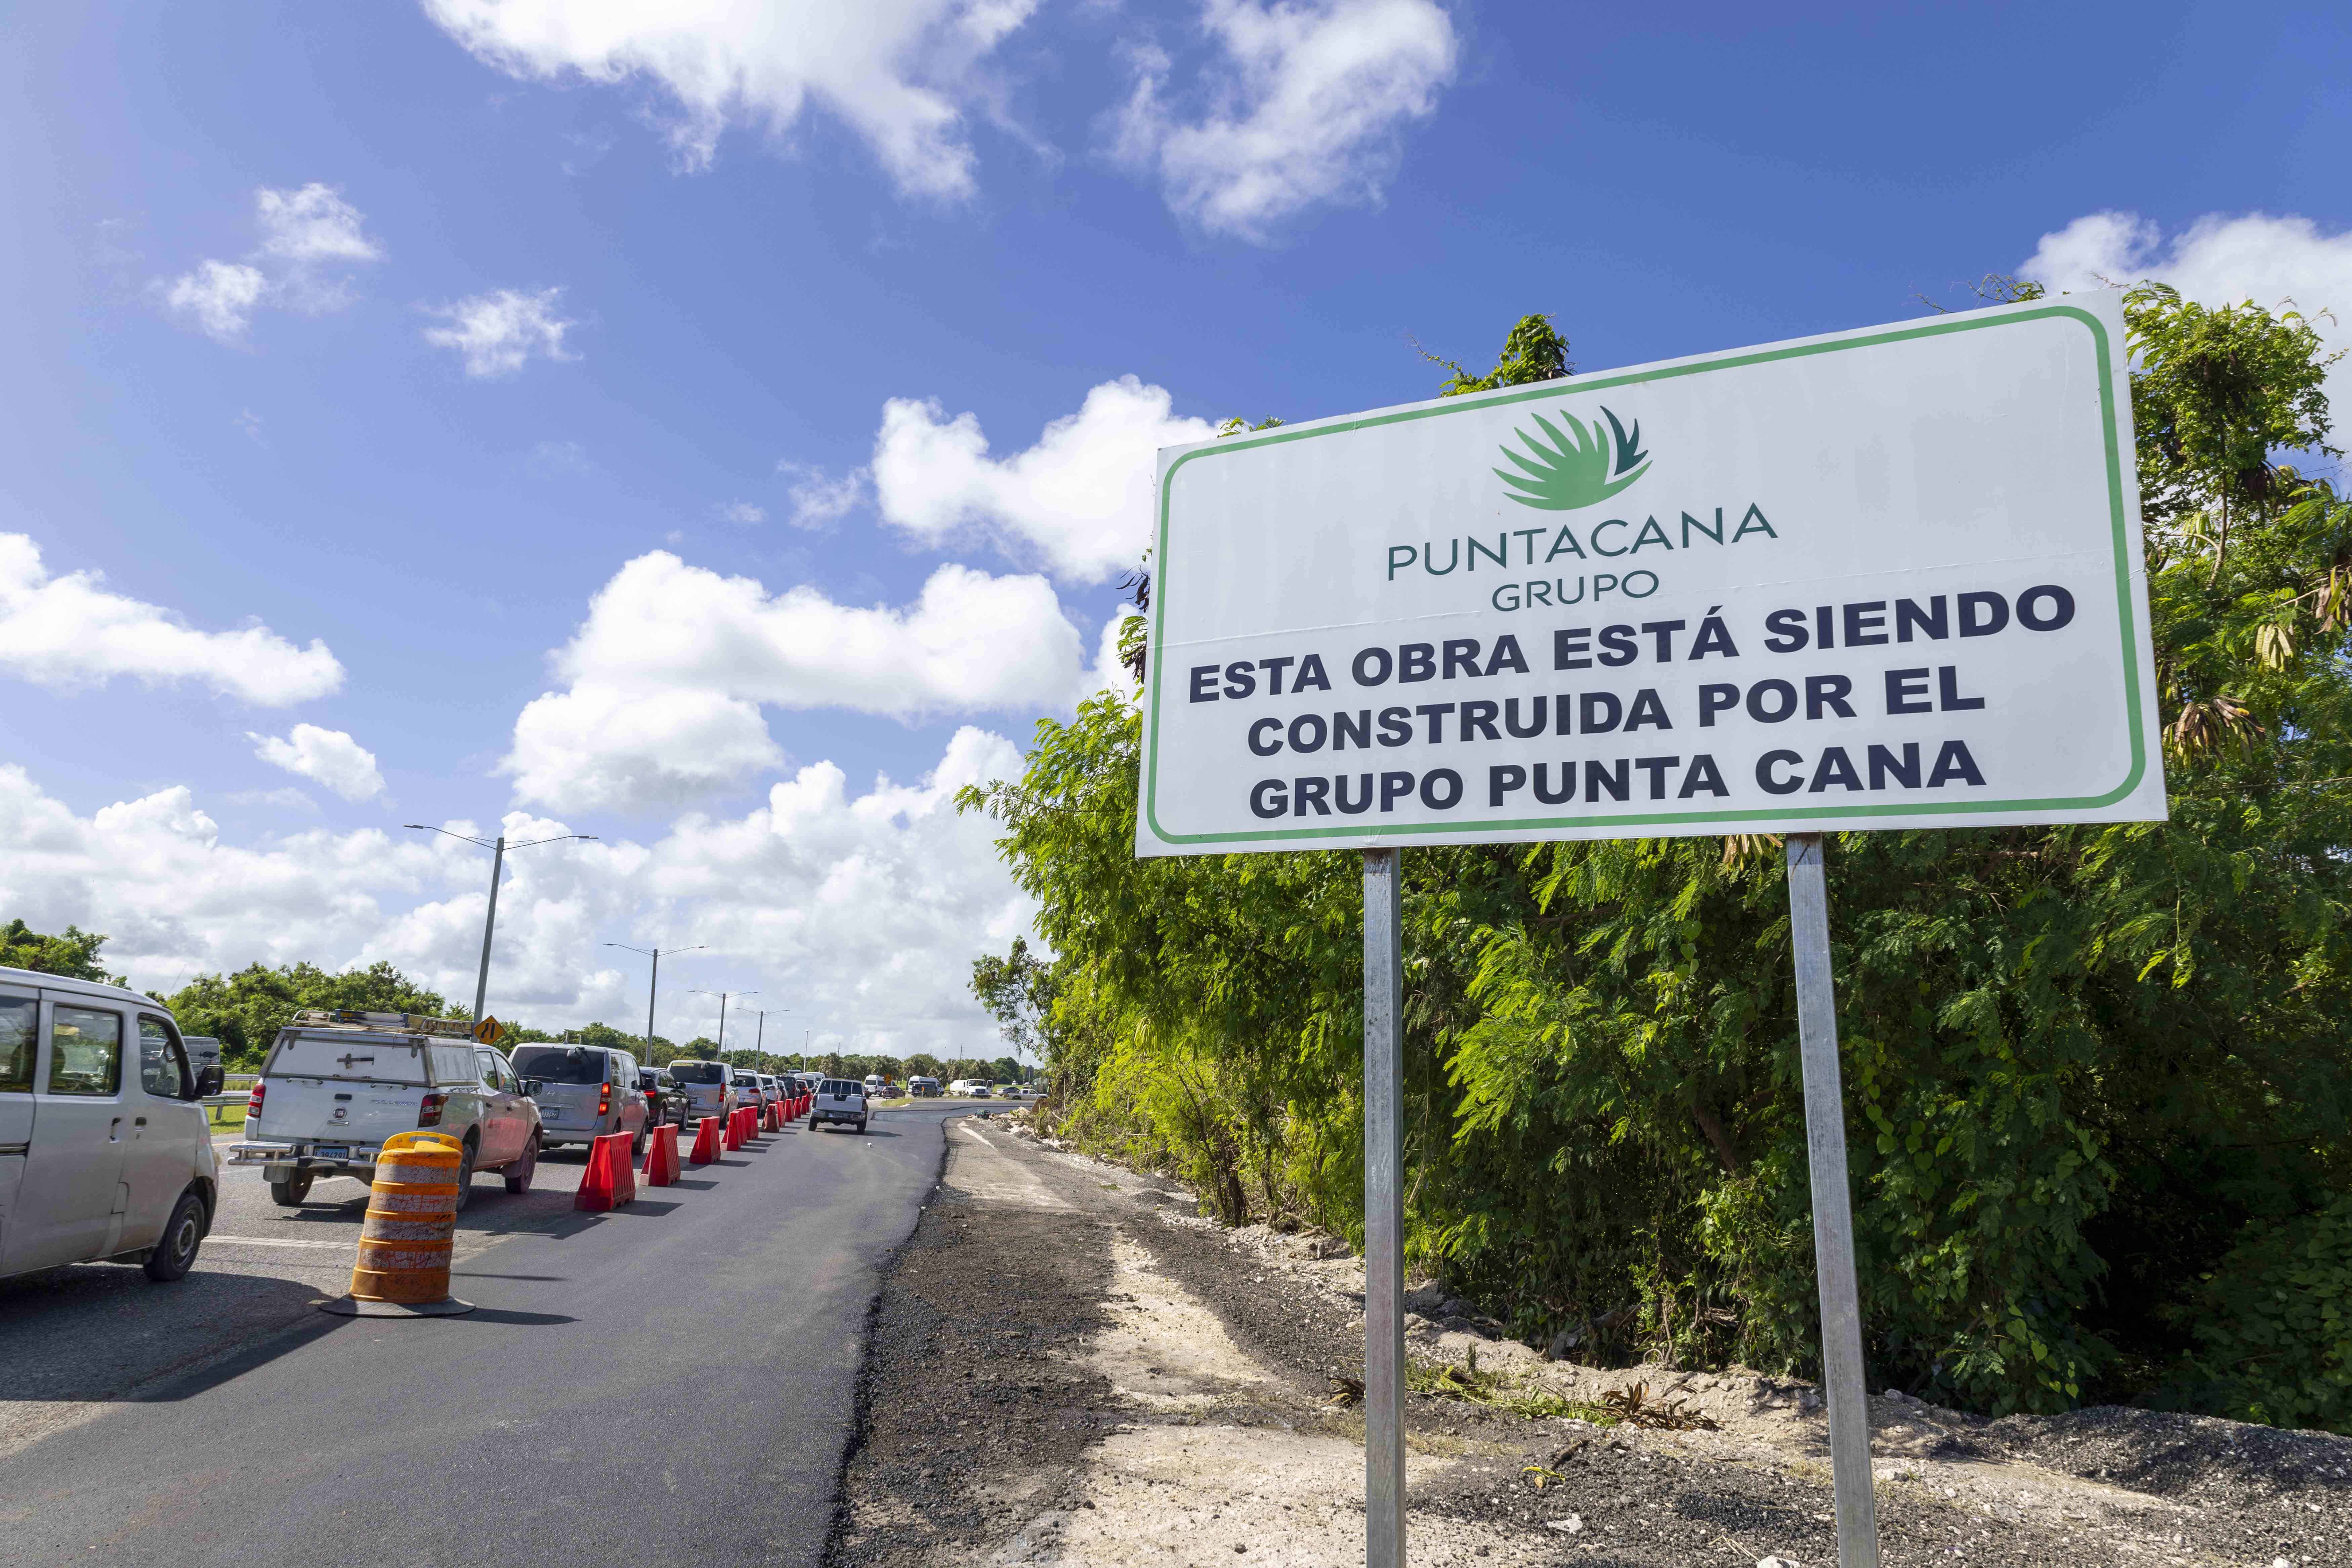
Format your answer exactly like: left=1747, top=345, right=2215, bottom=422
left=962, top=284, right=2352, bottom=1433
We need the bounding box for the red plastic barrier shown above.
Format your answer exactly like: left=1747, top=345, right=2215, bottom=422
left=689, top=1115, right=721, bottom=1165
left=643, top=1122, right=681, bottom=1185
left=722, top=1107, right=745, bottom=1150
left=761, top=1102, right=778, bottom=1132
left=575, top=1131, right=639, bottom=1211
left=740, top=1106, right=759, bottom=1144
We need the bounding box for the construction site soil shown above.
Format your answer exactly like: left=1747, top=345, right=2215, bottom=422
left=826, top=1113, right=2352, bottom=1568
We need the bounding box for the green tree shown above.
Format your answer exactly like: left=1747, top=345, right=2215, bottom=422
left=1420, top=312, right=1571, bottom=395
left=0, top=919, right=120, bottom=983
left=972, top=936, right=1059, bottom=1062
left=165, top=961, right=453, bottom=1070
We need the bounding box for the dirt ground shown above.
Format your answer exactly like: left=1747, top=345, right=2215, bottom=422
left=826, top=1114, right=2352, bottom=1568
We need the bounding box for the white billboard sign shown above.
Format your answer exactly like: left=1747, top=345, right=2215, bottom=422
left=1136, top=294, right=2166, bottom=856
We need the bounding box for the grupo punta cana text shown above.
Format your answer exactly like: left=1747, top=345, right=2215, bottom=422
left=1181, top=586, right=2079, bottom=820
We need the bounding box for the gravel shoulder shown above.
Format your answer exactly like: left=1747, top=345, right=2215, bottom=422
left=830, top=1114, right=2352, bottom=1568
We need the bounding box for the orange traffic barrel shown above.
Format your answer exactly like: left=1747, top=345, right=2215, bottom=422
left=320, top=1129, right=474, bottom=1317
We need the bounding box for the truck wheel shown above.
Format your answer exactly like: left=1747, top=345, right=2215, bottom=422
left=453, top=1140, right=478, bottom=1212
left=143, top=1191, right=208, bottom=1282
left=268, top=1171, right=313, bottom=1207
left=856, top=1118, right=869, bottom=1135
left=504, top=1132, right=540, bottom=1195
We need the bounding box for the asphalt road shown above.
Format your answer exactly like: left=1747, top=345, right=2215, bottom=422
left=0, top=1101, right=985, bottom=1568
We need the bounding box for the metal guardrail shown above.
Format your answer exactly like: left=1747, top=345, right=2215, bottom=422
left=203, top=1077, right=257, bottom=1127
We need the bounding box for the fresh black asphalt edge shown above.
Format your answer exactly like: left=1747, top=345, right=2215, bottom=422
left=820, top=1107, right=964, bottom=1563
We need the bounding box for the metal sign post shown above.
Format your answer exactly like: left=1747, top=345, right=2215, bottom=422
left=1362, top=848, right=1406, bottom=1568
left=1786, top=834, right=1879, bottom=1568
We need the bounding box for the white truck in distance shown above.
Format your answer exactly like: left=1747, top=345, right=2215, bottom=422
left=230, top=1010, right=544, bottom=1209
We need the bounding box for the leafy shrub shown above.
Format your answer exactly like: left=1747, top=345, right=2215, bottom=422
left=2160, top=1194, right=2352, bottom=1431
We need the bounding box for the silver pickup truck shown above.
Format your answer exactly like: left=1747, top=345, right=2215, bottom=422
left=229, top=1010, right=544, bottom=1209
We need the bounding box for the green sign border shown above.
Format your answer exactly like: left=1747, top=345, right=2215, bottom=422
left=1142, top=305, right=2147, bottom=848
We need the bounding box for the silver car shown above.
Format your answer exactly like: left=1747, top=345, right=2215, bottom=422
left=665, top=1059, right=736, bottom=1127
left=509, top=1044, right=650, bottom=1155
left=731, top=1068, right=771, bottom=1122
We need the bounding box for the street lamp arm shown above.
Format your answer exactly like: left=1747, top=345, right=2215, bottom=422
left=403, top=824, right=496, bottom=849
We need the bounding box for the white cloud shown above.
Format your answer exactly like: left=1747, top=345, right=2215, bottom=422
left=717, top=500, right=768, bottom=524
left=0, top=533, right=343, bottom=706
left=160, top=184, right=384, bottom=339
left=420, top=0, right=1039, bottom=199
left=2021, top=210, right=2352, bottom=419
left=163, top=261, right=269, bottom=341
left=254, top=183, right=384, bottom=265
left=872, top=375, right=1216, bottom=582
left=0, top=730, right=1036, bottom=1052
left=504, top=551, right=1090, bottom=813
left=421, top=287, right=580, bottom=377
left=250, top=725, right=387, bottom=803
left=776, top=460, right=870, bottom=527
left=1113, top=0, right=1457, bottom=241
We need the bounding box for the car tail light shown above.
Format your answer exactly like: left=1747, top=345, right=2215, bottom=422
left=418, top=1092, right=447, bottom=1127
left=598, top=1086, right=611, bottom=1116
left=246, top=1080, right=266, bottom=1119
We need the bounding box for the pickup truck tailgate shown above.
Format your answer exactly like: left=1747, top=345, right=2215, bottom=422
left=253, top=1077, right=430, bottom=1147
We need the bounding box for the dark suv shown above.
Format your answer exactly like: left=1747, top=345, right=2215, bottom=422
left=638, top=1064, right=687, bottom=1128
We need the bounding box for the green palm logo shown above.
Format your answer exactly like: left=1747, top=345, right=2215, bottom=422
left=1494, top=407, right=1650, bottom=510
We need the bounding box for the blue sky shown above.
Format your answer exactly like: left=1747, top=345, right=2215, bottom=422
left=2, top=0, right=2346, bottom=1052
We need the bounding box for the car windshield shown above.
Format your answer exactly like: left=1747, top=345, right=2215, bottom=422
left=669, top=1062, right=725, bottom=1086
left=510, top=1047, right=607, bottom=1085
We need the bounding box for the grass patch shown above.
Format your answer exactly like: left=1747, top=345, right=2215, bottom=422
left=1406, top=1353, right=1619, bottom=1425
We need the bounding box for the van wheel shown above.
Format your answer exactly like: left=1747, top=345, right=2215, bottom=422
left=268, top=1172, right=313, bottom=1206
left=631, top=1122, right=649, bottom=1159
left=144, top=1192, right=208, bottom=1281
left=504, top=1132, right=540, bottom=1195
left=453, top=1140, right=478, bottom=1212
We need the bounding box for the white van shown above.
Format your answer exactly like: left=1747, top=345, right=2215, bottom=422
left=0, top=966, right=223, bottom=1283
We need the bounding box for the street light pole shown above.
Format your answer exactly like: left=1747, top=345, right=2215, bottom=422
left=692, top=990, right=756, bottom=1059
left=473, top=836, right=506, bottom=1026
left=751, top=1008, right=790, bottom=1057
left=604, top=943, right=706, bottom=1051
left=407, top=825, right=598, bottom=1030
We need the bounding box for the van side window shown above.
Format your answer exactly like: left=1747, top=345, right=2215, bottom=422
left=0, top=997, right=34, bottom=1092
left=48, top=1006, right=123, bottom=1096
left=137, top=1014, right=189, bottom=1098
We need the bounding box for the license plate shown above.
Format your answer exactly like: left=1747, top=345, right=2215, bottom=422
left=311, top=1145, right=350, bottom=1161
